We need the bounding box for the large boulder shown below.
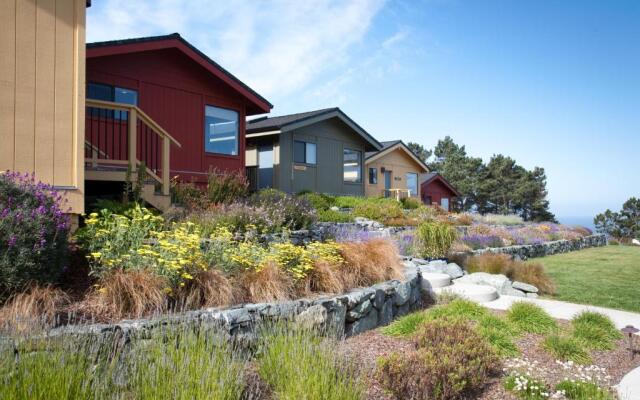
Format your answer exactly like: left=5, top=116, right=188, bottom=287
left=454, top=272, right=512, bottom=294
left=512, top=281, right=539, bottom=293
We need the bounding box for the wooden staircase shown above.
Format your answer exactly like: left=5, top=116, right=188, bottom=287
left=84, top=99, right=181, bottom=211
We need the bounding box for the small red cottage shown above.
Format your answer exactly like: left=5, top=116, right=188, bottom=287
left=84, top=33, right=271, bottom=209
left=420, top=172, right=461, bottom=211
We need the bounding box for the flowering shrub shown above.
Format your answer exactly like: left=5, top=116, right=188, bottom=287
left=80, top=206, right=206, bottom=290
left=0, top=172, right=70, bottom=299
left=248, top=189, right=317, bottom=231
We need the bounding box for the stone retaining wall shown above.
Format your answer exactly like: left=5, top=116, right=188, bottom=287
left=46, top=273, right=424, bottom=341
left=455, top=234, right=607, bottom=260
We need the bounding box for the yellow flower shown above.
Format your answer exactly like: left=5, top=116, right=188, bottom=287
left=90, top=252, right=102, bottom=259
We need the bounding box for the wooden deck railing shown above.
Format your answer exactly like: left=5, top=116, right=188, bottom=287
left=384, top=188, right=412, bottom=201
left=85, top=99, right=181, bottom=195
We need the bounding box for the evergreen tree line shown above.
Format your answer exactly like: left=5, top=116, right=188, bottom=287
left=594, top=198, right=640, bottom=239
left=407, top=136, right=556, bottom=222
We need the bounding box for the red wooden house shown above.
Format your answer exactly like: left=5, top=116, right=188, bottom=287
left=420, top=172, right=461, bottom=211
left=84, top=33, right=272, bottom=209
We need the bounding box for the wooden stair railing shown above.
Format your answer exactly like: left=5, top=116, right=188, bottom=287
left=85, top=99, right=181, bottom=196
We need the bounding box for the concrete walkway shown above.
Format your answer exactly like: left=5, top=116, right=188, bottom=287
left=482, top=295, right=640, bottom=400
left=482, top=295, right=640, bottom=331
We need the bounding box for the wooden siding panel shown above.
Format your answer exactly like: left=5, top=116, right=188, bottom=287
left=34, top=0, right=56, bottom=183
left=53, top=0, right=75, bottom=186
left=14, top=0, right=37, bottom=174
left=0, top=0, right=16, bottom=171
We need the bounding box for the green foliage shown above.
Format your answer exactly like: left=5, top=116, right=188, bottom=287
left=248, top=189, right=317, bottom=231
left=0, top=326, right=247, bottom=400
left=0, top=172, right=70, bottom=301
left=406, top=141, right=432, bottom=163
left=506, top=302, right=558, bottom=334
left=172, top=169, right=249, bottom=209
left=477, top=314, right=520, bottom=357
left=414, top=221, right=457, bottom=259
left=570, top=312, right=622, bottom=350
left=333, top=196, right=364, bottom=209
left=258, top=325, right=363, bottom=400
left=381, top=311, right=428, bottom=337
left=425, top=136, right=555, bottom=221
left=352, top=198, right=403, bottom=222
left=594, top=197, right=640, bottom=239
left=378, top=317, right=499, bottom=400
left=400, top=197, right=421, bottom=210
left=555, top=380, right=616, bottom=400
left=542, top=335, right=592, bottom=364
left=299, top=192, right=336, bottom=211
left=318, top=208, right=353, bottom=223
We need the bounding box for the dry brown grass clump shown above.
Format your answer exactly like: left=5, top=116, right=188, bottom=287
left=236, top=262, right=294, bottom=303
left=464, top=253, right=556, bottom=294
left=301, top=260, right=345, bottom=295
left=83, top=270, right=168, bottom=322
left=339, top=238, right=403, bottom=288
left=175, top=269, right=235, bottom=310
left=0, top=284, right=70, bottom=333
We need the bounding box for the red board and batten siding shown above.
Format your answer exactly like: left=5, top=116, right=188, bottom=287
left=421, top=177, right=459, bottom=207
left=86, top=37, right=270, bottom=183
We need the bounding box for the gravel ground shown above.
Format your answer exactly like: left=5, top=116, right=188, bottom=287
left=336, top=315, right=640, bottom=400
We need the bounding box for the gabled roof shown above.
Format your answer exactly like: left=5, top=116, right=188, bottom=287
left=365, top=140, right=429, bottom=172
left=247, top=108, right=382, bottom=151
left=86, top=33, right=272, bottom=115
left=421, top=172, right=461, bottom=196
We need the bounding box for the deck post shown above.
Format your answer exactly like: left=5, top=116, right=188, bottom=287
left=162, top=136, right=170, bottom=196
left=128, top=109, right=137, bottom=172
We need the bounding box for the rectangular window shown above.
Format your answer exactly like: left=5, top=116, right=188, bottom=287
left=369, top=167, right=377, bottom=184
left=343, top=148, right=362, bottom=183
left=406, top=172, right=418, bottom=196
left=87, top=82, right=138, bottom=120
left=205, top=105, right=239, bottom=155
left=293, top=140, right=317, bottom=164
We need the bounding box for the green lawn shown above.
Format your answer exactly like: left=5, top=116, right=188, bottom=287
left=531, top=246, right=640, bottom=313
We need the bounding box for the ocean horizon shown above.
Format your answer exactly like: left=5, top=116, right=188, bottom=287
left=557, top=216, right=596, bottom=231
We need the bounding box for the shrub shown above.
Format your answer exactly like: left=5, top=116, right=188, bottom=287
left=318, top=208, right=352, bottom=223
left=192, top=203, right=278, bottom=235
left=80, top=207, right=206, bottom=290
left=542, top=334, right=591, bottom=364
left=413, top=221, right=457, bottom=259
left=0, top=172, right=70, bottom=300
left=407, top=205, right=439, bottom=222
left=571, top=312, right=622, bottom=350
left=461, top=234, right=504, bottom=249
left=378, top=318, right=499, bottom=400
left=452, top=213, right=474, bottom=226
left=258, top=325, right=364, bottom=400
left=352, top=199, right=403, bottom=222
left=474, top=213, right=524, bottom=225
left=400, top=197, right=421, bottom=210
left=507, top=302, right=557, bottom=334
left=299, top=192, right=335, bottom=211
left=555, top=380, right=615, bottom=400
left=205, top=168, right=249, bottom=205
left=248, top=189, right=317, bottom=230
left=338, top=238, right=403, bottom=288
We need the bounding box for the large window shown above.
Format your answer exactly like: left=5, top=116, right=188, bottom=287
left=293, top=140, right=317, bottom=164
left=87, top=82, right=138, bottom=119
left=369, top=167, right=377, bottom=184
left=205, top=105, right=239, bottom=155
left=406, top=172, right=418, bottom=196
left=343, top=149, right=362, bottom=183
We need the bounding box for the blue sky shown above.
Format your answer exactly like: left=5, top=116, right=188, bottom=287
left=87, top=0, right=640, bottom=218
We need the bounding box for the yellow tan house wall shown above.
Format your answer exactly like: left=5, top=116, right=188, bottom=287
left=0, top=0, right=86, bottom=214
left=365, top=148, right=425, bottom=198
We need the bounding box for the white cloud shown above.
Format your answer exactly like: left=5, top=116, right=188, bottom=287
left=87, top=0, right=386, bottom=102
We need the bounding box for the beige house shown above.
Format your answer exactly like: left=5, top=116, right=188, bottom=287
left=1, top=0, right=88, bottom=214
left=365, top=141, right=429, bottom=199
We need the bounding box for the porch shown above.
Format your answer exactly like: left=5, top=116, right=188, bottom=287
left=84, top=99, right=181, bottom=211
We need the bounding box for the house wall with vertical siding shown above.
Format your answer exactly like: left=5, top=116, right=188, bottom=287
left=0, top=0, right=86, bottom=213
left=279, top=118, right=368, bottom=196
left=365, top=148, right=424, bottom=198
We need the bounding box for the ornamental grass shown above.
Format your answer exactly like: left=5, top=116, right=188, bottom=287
left=0, top=284, right=70, bottom=334
left=338, top=238, right=404, bottom=288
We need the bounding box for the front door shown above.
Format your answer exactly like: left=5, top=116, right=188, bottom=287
left=384, top=171, right=392, bottom=197
left=258, top=145, right=274, bottom=190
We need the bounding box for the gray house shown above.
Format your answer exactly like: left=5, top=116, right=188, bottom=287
left=246, top=108, right=382, bottom=196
